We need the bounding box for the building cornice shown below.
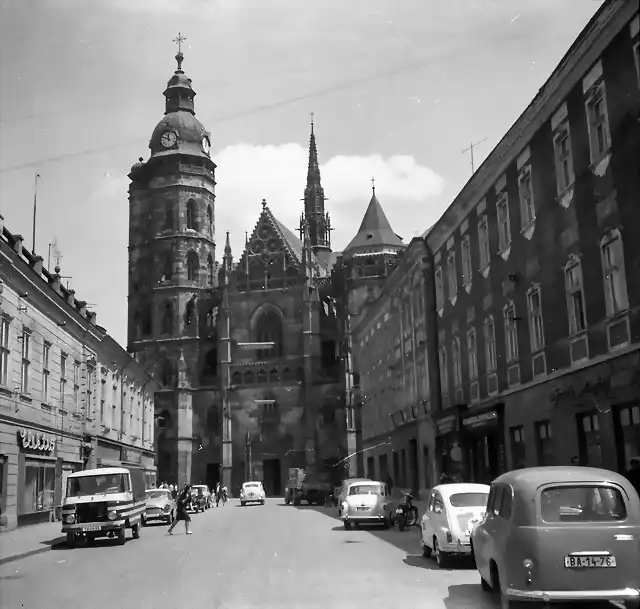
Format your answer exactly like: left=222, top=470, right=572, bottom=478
left=426, top=0, right=634, bottom=253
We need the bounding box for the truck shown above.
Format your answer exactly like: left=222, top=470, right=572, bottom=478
left=284, top=468, right=305, bottom=505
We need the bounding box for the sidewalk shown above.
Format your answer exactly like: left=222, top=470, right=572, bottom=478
left=0, top=521, right=66, bottom=566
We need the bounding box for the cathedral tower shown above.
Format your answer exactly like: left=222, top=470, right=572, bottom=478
left=127, top=40, right=216, bottom=486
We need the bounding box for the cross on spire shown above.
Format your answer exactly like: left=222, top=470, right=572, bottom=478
left=173, top=32, right=186, bottom=53
left=371, top=176, right=376, bottom=195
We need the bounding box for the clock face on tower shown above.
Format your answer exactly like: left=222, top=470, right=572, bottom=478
left=202, top=136, right=210, bottom=154
left=160, top=131, right=177, bottom=148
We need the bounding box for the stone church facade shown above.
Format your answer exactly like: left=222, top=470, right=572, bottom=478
left=126, top=50, right=405, bottom=495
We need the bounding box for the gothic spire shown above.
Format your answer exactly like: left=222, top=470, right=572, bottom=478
left=303, top=115, right=331, bottom=253
left=164, top=33, right=196, bottom=115
left=223, top=230, right=233, bottom=271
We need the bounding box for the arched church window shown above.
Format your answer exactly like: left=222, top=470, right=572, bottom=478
left=295, top=366, right=305, bottom=382
left=255, top=310, right=283, bottom=359
left=244, top=370, right=254, bottom=384
left=163, top=205, right=174, bottom=231
left=207, top=254, right=214, bottom=286
left=141, top=302, right=152, bottom=337
left=162, top=251, right=173, bottom=282
left=207, top=205, right=213, bottom=234
left=161, top=301, right=173, bottom=336
left=160, top=359, right=175, bottom=387
left=231, top=371, right=242, bottom=386
left=200, top=348, right=217, bottom=384
left=257, top=369, right=267, bottom=383
left=205, top=307, right=217, bottom=329
left=269, top=369, right=279, bottom=383
left=187, top=251, right=199, bottom=282
left=186, top=199, right=197, bottom=230
left=282, top=367, right=292, bottom=382
left=185, top=299, right=196, bottom=327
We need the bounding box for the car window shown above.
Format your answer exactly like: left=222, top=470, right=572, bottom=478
left=145, top=490, right=170, bottom=500
left=432, top=494, right=445, bottom=514
left=488, top=486, right=503, bottom=517
left=349, top=484, right=383, bottom=496
left=428, top=494, right=436, bottom=511
left=498, top=486, right=513, bottom=520
left=449, top=492, right=489, bottom=508
left=540, top=486, right=627, bottom=523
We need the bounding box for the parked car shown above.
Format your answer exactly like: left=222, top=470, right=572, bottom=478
left=143, top=488, right=176, bottom=524
left=341, top=480, right=393, bottom=530
left=240, top=481, right=266, bottom=506
left=336, top=478, right=371, bottom=518
left=191, top=485, right=212, bottom=510
left=472, top=466, right=640, bottom=608
left=420, top=483, right=490, bottom=567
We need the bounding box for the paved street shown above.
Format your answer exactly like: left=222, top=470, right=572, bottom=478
left=1, top=498, right=495, bottom=609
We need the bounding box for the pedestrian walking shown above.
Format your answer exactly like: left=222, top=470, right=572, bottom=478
left=625, top=457, right=640, bottom=498
left=168, top=484, right=193, bottom=535
left=215, top=483, right=221, bottom=507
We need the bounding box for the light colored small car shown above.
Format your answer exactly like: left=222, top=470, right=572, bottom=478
left=421, top=483, right=490, bottom=567
left=472, top=467, right=640, bottom=607
left=341, top=480, right=393, bottom=530
left=143, top=488, right=176, bottom=524
left=336, top=478, right=371, bottom=517
left=191, top=485, right=212, bottom=511
left=240, top=481, right=265, bottom=506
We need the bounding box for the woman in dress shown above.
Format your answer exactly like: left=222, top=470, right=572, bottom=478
left=168, top=484, right=193, bottom=535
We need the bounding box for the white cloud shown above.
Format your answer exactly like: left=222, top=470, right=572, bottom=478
left=214, top=143, right=444, bottom=256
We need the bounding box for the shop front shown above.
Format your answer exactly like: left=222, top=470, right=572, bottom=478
left=461, top=404, right=506, bottom=485
left=13, top=425, right=83, bottom=527
left=434, top=407, right=465, bottom=482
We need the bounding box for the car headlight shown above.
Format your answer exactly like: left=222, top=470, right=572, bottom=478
left=341, top=501, right=348, bottom=513
left=163, top=504, right=170, bottom=512
left=65, top=514, right=76, bottom=524
left=108, top=510, right=117, bottom=521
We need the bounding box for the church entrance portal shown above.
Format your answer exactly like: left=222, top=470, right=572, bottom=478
left=262, top=458, right=281, bottom=496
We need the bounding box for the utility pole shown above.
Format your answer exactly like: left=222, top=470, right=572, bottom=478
left=462, top=137, right=488, bottom=175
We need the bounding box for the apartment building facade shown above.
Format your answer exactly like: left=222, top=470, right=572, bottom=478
left=0, top=216, right=159, bottom=530
left=427, top=3, right=640, bottom=484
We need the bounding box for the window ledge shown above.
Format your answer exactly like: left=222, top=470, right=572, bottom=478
left=20, top=393, right=33, bottom=403
left=520, top=218, right=536, bottom=240
left=0, top=385, right=12, bottom=397
left=449, top=295, right=458, bottom=307
left=556, top=183, right=575, bottom=209
left=463, top=281, right=472, bottom=294
left=437, top=307, right=444, bottom=318
left=41, top=402, right=52, bottom=411
left=499, top=246, right=511, bottom=261
left=479, top=264, right=490, bottom=279
left=71, top=412, right=83, bottom=420
left=590, top=149, right=612, bottom=177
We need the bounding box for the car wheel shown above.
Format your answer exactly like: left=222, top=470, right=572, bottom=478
left=132, top=523, right=141, bottom=539
left=434, top=537, right=448, bottom=568
left=241, top=501, right=245, bottom=507
left=343, top=521, right=351, bottom=530
left=116, top=528, right=126, bottom=545
left=422, top=541, right=432, bottom=558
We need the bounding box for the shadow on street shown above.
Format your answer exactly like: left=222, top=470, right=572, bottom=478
left=443, top=583, right=497, bottom=609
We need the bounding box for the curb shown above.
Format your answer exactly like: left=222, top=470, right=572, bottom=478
left=0, top=535, right=67, bottom=567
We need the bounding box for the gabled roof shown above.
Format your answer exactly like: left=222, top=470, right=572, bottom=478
left=344, top=192, right=404, bottom=254
left=238, top=202, right=304, bottom=271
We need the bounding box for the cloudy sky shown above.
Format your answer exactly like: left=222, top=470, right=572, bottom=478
left=0, top=0, right=602, bottom=346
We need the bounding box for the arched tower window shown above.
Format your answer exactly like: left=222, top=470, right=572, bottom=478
left=161, top=301, right=173, bottom=336
left=187, top=250, right=199, bottom=281
left=162, top=251, right=173, bottom=282
left=160, top=359, right=175, bottom=387
left=255, top=310, right=283, bottom=359
left=185, top=299, right=196, bottom=327
left=207, top=254, right=214, bottom=286
left=163, top=205, right=174, bottom=231
left=200, top=348, right=218, bottom=384
left=141, top=302, right=152, bottom=337
left=186, top=199, right=197, bottom=230
left=207, top=205, right=213, bottom=234
left=132, top=311, right=141, bottom=340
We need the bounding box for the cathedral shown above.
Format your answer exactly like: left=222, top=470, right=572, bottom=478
left=126, top=48, right=406, bottom=495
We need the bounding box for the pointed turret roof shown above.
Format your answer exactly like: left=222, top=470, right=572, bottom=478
left=343, top=189, right=404, bottom=254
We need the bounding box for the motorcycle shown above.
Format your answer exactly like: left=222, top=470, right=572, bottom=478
left=394, top=492, right=419, bottom=531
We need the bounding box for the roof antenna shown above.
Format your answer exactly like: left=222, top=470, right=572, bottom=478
left=462, top=137, right=488, bottom=175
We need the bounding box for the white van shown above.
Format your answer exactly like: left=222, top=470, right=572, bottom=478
left=61, top=467, right=146, bottom=547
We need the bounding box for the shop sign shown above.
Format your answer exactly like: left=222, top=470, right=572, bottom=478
left=18, top=428, right=56, bottom=453
left=436, top=414, right=459, bottom=436
left=121, top=447, right=141, bottom=464
left=462, top=410, right=498, bottom=430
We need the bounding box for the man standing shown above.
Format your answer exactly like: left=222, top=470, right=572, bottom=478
left=626, top=457, right=640, bottom=497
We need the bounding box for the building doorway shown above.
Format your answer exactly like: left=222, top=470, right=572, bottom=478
left=206, top=463, right=220, bottom=491
left=366, top=456, right=375, bottom=480
left=262, top=458, right=281, bottom=496
left=468, top=434, right=499, bottom=484
left=408, top=438, right=419, bottom=494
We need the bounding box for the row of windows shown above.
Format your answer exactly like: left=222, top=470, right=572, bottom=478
left=160, top=198, right=213, bottom=236
left=0, top=315, right=152, bottom=440
left=434, top=57, right=625, bottom=311
left=157, top=249, right=215, bottom=284
left=438, top=232, right=630, bottom=395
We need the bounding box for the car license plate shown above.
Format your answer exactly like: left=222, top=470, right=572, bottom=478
left=82, top=525, right=101, bottom=532
left=357, top=506, right=369, bottom=511
left=564, top=555, right=616, bottom=568
left=396, top=508, right=403, bottom=514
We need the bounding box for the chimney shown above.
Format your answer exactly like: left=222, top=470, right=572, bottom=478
left=87, top=311, right=97, bottom=325
left=76, top=300, right=87, bottom=316
left=31, top=255, right=44, bottom=275
left=12, top=234, right=24, bottom=255
left=66, top=289, right=76, bottom=307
